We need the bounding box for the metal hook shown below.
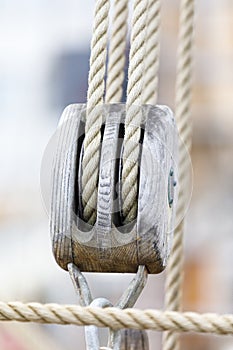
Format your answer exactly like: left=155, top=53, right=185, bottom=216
left=108, top=265, right=147, bottom=349
left=68, top=263, right=148, bottom=350
left=86, top=298, right=113, bottom=350
left=68, top=262, right=92, bottom=307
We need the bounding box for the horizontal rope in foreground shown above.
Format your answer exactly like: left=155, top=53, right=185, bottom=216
left=0, top=302, right=232, bottom=335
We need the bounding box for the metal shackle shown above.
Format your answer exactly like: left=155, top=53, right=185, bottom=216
left=50, top=103, right=178, bottom=274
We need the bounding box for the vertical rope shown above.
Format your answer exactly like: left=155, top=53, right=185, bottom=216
left=82, top=0, right=110, bottom=225
left=122, top=0, right=161, bottom=223
left=122, top=0, right=148, bottom=223
left=143, top=0, right=161, bottom=105
left=162, top=1, right=195, bottom=349
left=82, top=0, right=161, bottom=224
left=105, top=0, right=128, bottom=103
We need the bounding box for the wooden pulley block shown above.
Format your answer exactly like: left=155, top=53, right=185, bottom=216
left=51, top=103, right=178, bottom=274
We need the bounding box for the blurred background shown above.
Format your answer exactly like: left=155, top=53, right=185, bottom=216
left=0, top=0, right=232, bottom=349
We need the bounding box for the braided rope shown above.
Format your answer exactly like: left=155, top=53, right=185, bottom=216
left=82, top=0, right=161, bottom=224
left=163, top=0, right=195, bottom=349
left=122, top=0, right=161, bottom=222
left=82, top=0, right=110, bottom=225
left=143, top=0, right=160, bottom=105
left=0, top=302, right=233, bottom=335
left=122, top=0, right=157, bottom=223
left=105, top=0, right=128, bottom=103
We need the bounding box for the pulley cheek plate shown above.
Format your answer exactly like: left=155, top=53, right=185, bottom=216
left=51, top=104, right=178, bottom=274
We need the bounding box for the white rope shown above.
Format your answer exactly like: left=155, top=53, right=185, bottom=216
left=122, top=0, right=148, bottom=223
left=81, top=0, right=161, bottom=224
left=0, top=302, right=233, bottom=336
left=122, top=0, right=161, bottom=223
left=143, top=0, right=160, bottom=105
left=162, top=0, right=195, bottom=349
left=105, top=0, right=128, bottom=103
left=82, top=0, right=110, bottom=225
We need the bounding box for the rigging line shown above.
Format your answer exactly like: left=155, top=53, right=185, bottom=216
left=122, top=0, right=161, bottom=223
left=82, top=0, right=110, bottom=224
left=162, top=0, right=195, bottom=349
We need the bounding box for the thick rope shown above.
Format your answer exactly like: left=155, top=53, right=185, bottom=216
left=82, top=0, right=110, bottom=225
left=163, top=0, right=195, bottom=349
left=105, top=0, right=128, bottom=103
left=122, top=0, right=148, bottom=223
left=82, top=0, right=161, bottom=224
left=143, top=0, right=160, bottom=105
left=0, top=302, right=232, bottom=335
left=122, top=0, right=161, bottom=223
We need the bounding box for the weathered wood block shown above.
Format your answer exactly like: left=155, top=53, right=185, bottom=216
left=51, top=104, right=178, bottom=273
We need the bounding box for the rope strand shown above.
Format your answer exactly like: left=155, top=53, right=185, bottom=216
left=122, top=0, right=148, bottom=223
left=82, top=0, right=161, bottom=224
left=105, top=0, right=128, bottom=103
left=143, top=0, right=161, bottom=105
left=122, top=0, right=161, bottom=223
left=0, top=302, right=233, bottom=336
left=163, top=0, right=195, bottom=349
left=82, top=0, right=110, bottom=225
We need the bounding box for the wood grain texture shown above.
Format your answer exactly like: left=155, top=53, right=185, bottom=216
left=51, top=104, right=178, bottom=273
left=51, top=104, right=85, bottom=269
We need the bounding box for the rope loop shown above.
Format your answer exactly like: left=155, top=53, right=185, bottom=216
left=81, top=0, right=161, bottom=224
